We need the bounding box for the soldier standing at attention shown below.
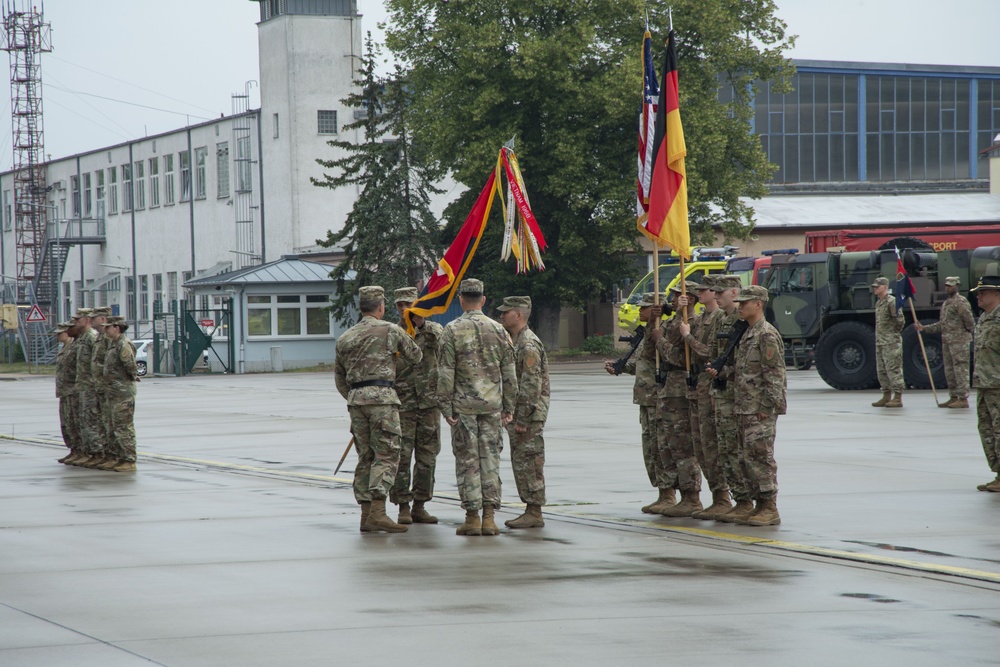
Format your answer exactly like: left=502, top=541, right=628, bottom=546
left=871, top=276, right=905, bottom=408
left=970, top=276, right=1000, bottom=492
left=649, top=281, right=704, bottom=518
left=54, top=322, right=78, bottom=464
left=89, top=306, right=113, bottom=466
left=731, top=285, right=786, bottom=526
left=389, top=286, right=445, bottom=525
left=70, top=308, right=102, bottom=468
left=677, top=276, right=732, bottom=519
left=498, top=295, right=550, bottom=529
left=102, top=316, right=139, bottom=472
left=705, top=276, right=754, bottom=523
left=335, top=286, right=422, bottom=534
left=915, top=276, right=975, bottom=408
left=437, top=278, right=518, bottom=537
left=603, top=293, right=678, bottom=515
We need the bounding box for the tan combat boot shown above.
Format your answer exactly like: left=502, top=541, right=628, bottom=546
left=659, top=490, right=703, bottom=518
left=746, top=496, right=781, bottom=526
left=642, top=488, right=675, bottom=514
left=884, top=391, right=903, bottom=408
left=977, top=475, right=1000, bottom=492
left=716, top=497, right=754, bottom=523
left=871, top=391, right=891, bottom=407
left=70, top=454, right=93, bottom=467
left=947, top=397, right=969, bottom=409
left=397, top=502, right=413, bottom=525
left=505, top=504, right=545, bottom=529
left=57, top=452, right=73, bottom=464
left=359, top=502, right=377, bottom=533
left=456, top=510, right=482, bottom=536
left=692, top=489, right=733, bottom=520
left=97, top=459, right=120, bottom=471
left=481, top=506, right=500, bottom=536
left=411, top=500, right=438, bottom=524
left=112, top=461, right=137, bottom=472
left=62, top=451, right=83, bottom=465
left=365, top=498, right=408, bottom=533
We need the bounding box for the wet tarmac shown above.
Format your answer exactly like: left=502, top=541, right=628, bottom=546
left=2, top=364, right=1000, bottom=665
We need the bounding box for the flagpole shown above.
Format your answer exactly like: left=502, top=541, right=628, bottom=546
left=679, top=254, right=691, bottom=376
left=653, top=243, right=661, bottom=378
left=907, top=298, right=940, bottom=405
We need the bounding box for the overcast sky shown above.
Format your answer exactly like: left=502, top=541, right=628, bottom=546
left=0, top=0, right=994, bottom=171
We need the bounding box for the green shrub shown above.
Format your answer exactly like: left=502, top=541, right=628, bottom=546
left=580, top=334, right=615, bottom=356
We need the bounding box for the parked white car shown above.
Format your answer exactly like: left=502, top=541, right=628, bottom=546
left=133, top=339, right=153, bottom=377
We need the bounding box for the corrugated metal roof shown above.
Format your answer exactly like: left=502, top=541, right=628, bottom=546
left=183, top=257, right=335, bottom=287
left=747, top=193, right=1000, bottom=229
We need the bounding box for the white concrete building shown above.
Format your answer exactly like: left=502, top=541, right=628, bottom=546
left=0, top=0, right=365, bottom=353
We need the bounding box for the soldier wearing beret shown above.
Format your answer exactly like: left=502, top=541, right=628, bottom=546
left=102, top=316, right=139, bottom=472
left=649, top=281, right=704, bottom=517
left=335, top=286, right=422, bottom=533
left=871, top=276, right=905, bottom=408
left=389, top=286, right=445, bottom=525
left=437, top=278, right=518, bottom=536
left=915, top=276, right=975, bottom=408
left=677, top=275, right=733, bottom=519
left=604, top=292, right=678, bottom=515
left=971, top=277, right=1000, bottom=492
left=498, top=295, right=549, bottom=529
left=730, top=285, right=786, bottom=526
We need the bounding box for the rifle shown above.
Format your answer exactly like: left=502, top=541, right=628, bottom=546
left=710, top=318, right=750, bottom=390
left=611, top=325, right=645, bottom=376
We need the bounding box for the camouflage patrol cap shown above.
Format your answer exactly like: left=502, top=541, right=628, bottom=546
left=497, top=295, right=531, bottom=312
left=944, top=276, right=961, bottom=286
left=358, top=285, right=384, bottom=302
left=733, top=285, right=769, bottom=303
left=971, top=276, right=1000, bottom=292
left=393, top=287, right=419, bottom=303
left=53, top=322, right=70, bottom=333
left=694, top=275, right=718, bottom=290
left=106, top=316, right=126, bottom=325
left=460, top=278, right=484, bottom=294
left=91, top=306, right=112, bottom=316
left=637, top=292, right=658, bottom=308
left=72, top=308, right=94, bottom=319
left=669, top=280, right=701, bottom=294
left=872, top=276, right=890, bottom=287
left=711, top=275, right=742, bottom=292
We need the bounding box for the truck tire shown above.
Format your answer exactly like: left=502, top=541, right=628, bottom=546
left=815, top=321, right=878, bottom=390
left=902, top=322, right=945, bottom=390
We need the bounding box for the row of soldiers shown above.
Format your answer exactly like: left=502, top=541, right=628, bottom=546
left=606, top=275, right=788, bottom=527
left=334, top=280, right=549, bottom=535
left=54, top=306, right=140, bottom=472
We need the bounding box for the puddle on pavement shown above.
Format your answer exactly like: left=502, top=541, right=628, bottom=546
left=844, top=540, right=1000, bottom=566
left=840, top=593, right=901, bottom=604
left=955, top=614, right=1000, bottom=629
left=625, top=553, right=803, bottom=582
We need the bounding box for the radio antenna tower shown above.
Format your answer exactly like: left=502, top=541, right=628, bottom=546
left=1, top=0, right=51, bottom=304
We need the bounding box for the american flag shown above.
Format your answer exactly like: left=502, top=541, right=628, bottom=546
left=637, top=30, right=659, bottom=220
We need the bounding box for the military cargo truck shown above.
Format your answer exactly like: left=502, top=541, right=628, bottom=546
left=763, top=246, right=1000, bottom=390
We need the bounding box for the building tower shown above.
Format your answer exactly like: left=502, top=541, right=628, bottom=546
left=254, top=0, right=363, bottom=256
left=0, top=0, right=50, bottom=305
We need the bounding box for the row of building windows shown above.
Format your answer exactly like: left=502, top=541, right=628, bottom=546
left=734, top=70, right=1000, bottom=184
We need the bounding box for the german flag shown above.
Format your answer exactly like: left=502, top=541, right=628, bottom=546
left=641, top=30, right=690, bottom=259
left=405, top=170, right=498, bottom=331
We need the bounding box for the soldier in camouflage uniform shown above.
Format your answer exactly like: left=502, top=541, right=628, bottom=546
left=677, top=276, right=732, bottom=519
left=89, top=306, right=113, bottom=466
left=102, top=317, right=139, bottom=472
left=970, top=277, right=1000, bottom=492
left=390, top=286, right=445, bottom=525
left=437, top=278, right=518, bottom=537
left=68, top=308, right=104, bottom=468
left=335, top=286, right=422, bottom=534
left=871, top=276, right=905, bottom=408
left=731, top=285, right=787, bottom=526
left=54, top=321, right=79, bottom=464
left=498, top=295, right=549, bottom=529
left=705, top=275, right=753, bottom=523
left=915, top=276, right=975, bottom=408
left=649, top=281, right=703, bottom=518
left=604, top=292, right=677, bottom=515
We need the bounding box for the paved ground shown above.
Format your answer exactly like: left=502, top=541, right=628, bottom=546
left=2, top=363, right=1000, bottom=666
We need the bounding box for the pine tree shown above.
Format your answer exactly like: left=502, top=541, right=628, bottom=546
left=313, top=34, right=443, bottom=325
